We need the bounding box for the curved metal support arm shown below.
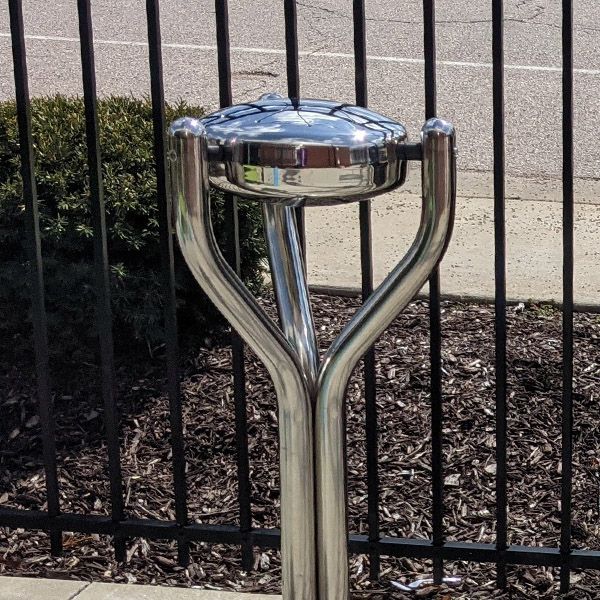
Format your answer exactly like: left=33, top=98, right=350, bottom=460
left=315, top=118, right=456, bottom=600
left=168, top=118, right=317, bottom=600
left=263, top=203, right=320, bottom=393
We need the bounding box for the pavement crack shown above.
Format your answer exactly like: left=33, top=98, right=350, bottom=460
left=69, top=581, right=92, bottom=600
left=513, top=0, right=547, bottom=23
left=304, top=42, right=330, bottom=56
left=362, top=15, right=599, bottom=35
left=363, top=14, right=547, bottom=26
left=296, top=0, right=346, bottom=20
left=233, top=69, right=279, bottom=78
left=276, top=0, right=593, bottom=38
left=294, top=0, right=347, bottom=57
left=282, top=0, right=551, bottom=30
left=233, top=55, right=282, bottom=87
left=238, top=81, right=277, bottom=100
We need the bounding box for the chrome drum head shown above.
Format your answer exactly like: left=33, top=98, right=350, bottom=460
left=168, top=99, right=456, bottom=600
left=201, top=94, right=409, bottom=205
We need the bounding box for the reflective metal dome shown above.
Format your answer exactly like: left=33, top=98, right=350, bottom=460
left=201, top=94, right=409, bottom=205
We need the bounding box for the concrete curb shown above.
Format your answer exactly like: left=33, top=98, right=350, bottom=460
left=304, top=179, right=600, bottom=307
left=309, top=284, right=600, bottom=314
left=0, top=577, right=279, bottom=600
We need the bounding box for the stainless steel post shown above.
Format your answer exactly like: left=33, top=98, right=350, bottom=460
left=315, top=118, right=456, bottom=600
left=263, top=203, right=319, bottom=392
left=168, top=96, right=456, bottom=600
left=168, top=118, right=317, bottom=600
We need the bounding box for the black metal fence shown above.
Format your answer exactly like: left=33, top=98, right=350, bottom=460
left=1, top=0, right=592, bottom=595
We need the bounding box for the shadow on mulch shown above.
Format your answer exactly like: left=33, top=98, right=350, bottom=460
left=1, top=294, right=600, bottom=599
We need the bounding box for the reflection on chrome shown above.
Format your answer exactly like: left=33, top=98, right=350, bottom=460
left=168, top=95, right=456, bottom=600
left=200, top=95, right=408, bottom=204
left=237, top=163, right=378, bottom=199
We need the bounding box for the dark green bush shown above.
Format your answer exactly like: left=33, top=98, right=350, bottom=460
left=0, top=95, right=265, bottom=363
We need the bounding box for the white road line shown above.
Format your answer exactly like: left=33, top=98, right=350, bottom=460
left=1, top=31, right=600, bottom=76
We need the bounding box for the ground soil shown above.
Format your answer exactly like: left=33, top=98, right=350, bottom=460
left=1, top=294, right=600, bottom=599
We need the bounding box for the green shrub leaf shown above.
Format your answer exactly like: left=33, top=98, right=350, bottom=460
left=0, top=95, right=265, bottom=362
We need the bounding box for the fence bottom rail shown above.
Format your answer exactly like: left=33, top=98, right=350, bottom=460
left=1, top=508, right=597, bottom=572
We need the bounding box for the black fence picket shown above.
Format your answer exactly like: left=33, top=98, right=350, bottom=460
left=492, top=0, right=508, bottom=590
left=560, top=0, right=575, bottom=592
left=7, top=0, right=62, bottom=557
left=214, top=0, right=254, bottom=572
left=145, top=0, right=190, bottom=567
left=76, top=0, right=126, bottom=562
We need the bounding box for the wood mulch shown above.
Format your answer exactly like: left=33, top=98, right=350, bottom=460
left=1, top=294, right=600, bottom=599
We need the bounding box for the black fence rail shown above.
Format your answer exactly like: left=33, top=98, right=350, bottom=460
left=1, top=0, right=593, bottom=595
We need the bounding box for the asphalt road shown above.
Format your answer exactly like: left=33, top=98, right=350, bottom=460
left=1, top=0, right=600, bottom=185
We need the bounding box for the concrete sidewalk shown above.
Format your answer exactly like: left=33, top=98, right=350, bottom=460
left=0, top=576, right=278, bottom=600
left=305, top=171, right=600, bottom=308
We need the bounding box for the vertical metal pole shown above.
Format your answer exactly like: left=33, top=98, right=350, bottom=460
left=168, top=120, right=317, bottom=600
left=352, top=0, right=381, bottom=581
left=145, top=0, right=189, bottom=566
left=315, top=121, right=456, bottom=600
left=77, top=0, right=125, bottom=562
left=560, top=0, right=574, bottom=592
left=263, top=204, right=319, bottom=392
left=283, top=0, right=305, bottom=257
left=492, top=0, right=508, bottom=589
left=423, top=0, right=445, bottom=585
left=8, top=0, right=62, bottom=556
left=214, top=0, right=254, bottom=571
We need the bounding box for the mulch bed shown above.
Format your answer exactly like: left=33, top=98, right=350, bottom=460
left=1, top=293, right=600, bottom=599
